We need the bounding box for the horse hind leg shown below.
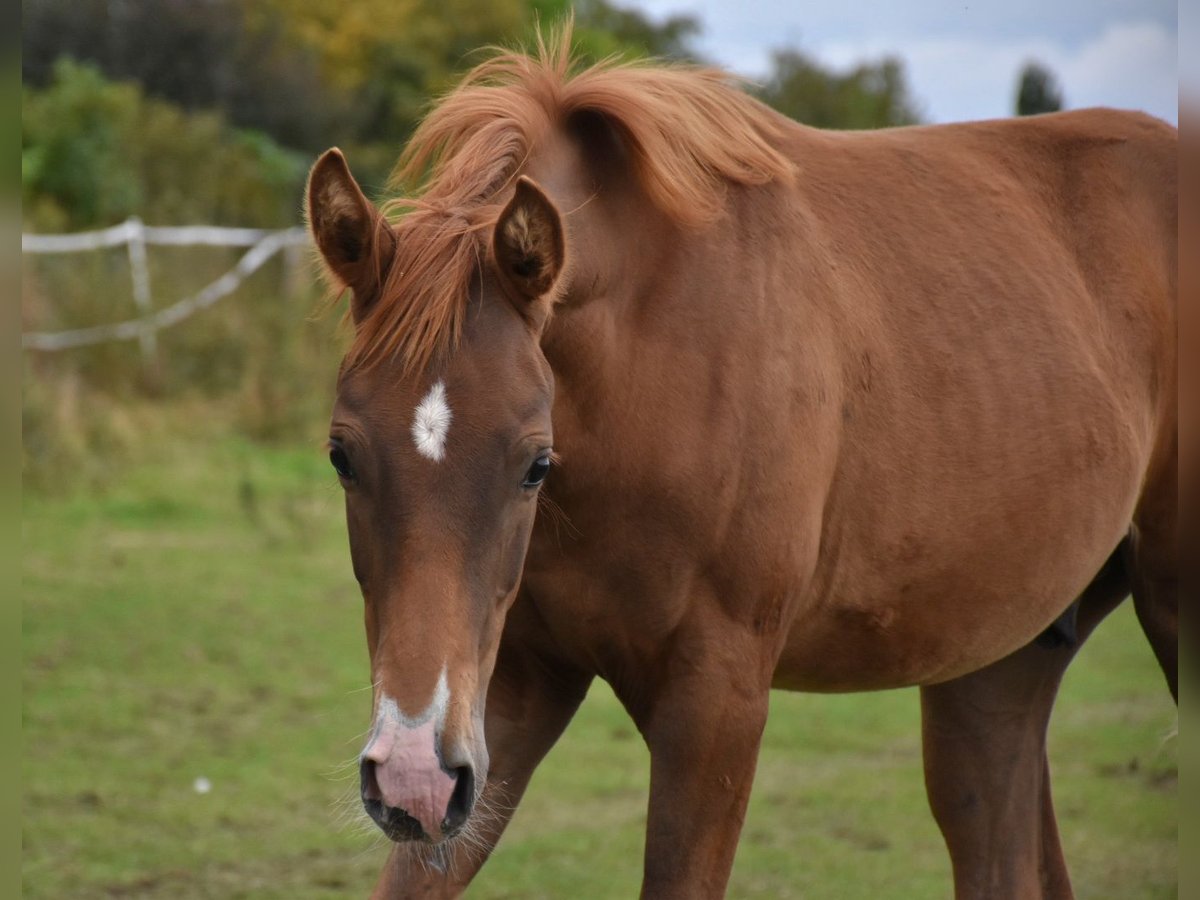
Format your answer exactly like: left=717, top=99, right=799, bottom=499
left=920, top=555, right=1129, bottom=900
left=1126, top=449, right=1179, bottom=702
left=1128, top=549, right=1178, bottom=702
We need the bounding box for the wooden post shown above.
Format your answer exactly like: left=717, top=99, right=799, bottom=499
left=125, top=217, right=156, bottom=361
left=124, top=217, right=161, bottom=388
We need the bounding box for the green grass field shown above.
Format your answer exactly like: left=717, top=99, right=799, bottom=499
left=22, top=435, right=1177, bottom=898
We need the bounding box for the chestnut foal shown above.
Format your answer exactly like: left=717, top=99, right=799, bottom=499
left=307, top=31, right=1177, bottom=900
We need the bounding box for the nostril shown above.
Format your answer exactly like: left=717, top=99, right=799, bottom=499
left=359, top=757, right=382, bottom=803
left=442, top=765, right=475, bottom=834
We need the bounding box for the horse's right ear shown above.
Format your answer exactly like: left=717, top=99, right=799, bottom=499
left=306, top=148, right=395, bottom=323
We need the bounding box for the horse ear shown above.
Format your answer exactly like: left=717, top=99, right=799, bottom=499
left=492, top=176, right=566, bottom=307
left=306, top=148, right=395, bottom=322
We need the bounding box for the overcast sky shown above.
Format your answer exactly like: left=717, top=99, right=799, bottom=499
left=624, top=0, right=1178, bottom=124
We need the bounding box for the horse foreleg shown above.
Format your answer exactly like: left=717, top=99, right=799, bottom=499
left=619, top=628, right=772, bottom=900
left=920, top=566, right=1127, bottom=900
left=371, top=598, right=592, bottom=899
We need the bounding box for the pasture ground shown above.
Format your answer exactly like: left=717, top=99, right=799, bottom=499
left=22, top=430, right=1177, bottom=898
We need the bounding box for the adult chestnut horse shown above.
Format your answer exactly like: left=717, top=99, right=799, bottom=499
left=306, top=29, right=1177, bottom=899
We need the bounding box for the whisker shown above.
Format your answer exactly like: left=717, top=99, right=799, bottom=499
left=537, top=490, right=581, bottom=546
left=324, top=751, right=367, bottom=779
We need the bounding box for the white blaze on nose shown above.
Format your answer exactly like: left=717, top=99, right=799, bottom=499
left=411, top=380, right=452, bottom=461
left=363, top=667, right=456, bottom=838
left=379, top=666, right=450, bottom=731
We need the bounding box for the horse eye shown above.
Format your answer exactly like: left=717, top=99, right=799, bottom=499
left=522, top=453, right=551, bottom=489
left=329, top=445, right=354, bottom=480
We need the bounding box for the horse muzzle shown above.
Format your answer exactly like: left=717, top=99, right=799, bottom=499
left=359, top=707, right=478, bottom=842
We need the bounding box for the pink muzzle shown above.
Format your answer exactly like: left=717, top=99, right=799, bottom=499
left=361, top=712, right=457, bottom=839
left=359, top=682, right=482, bottom=843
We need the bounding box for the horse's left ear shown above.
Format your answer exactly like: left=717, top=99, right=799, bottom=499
left=492, top=176, right=566, bottom=309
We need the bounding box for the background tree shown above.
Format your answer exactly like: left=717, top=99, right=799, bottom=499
left=22, top=0, right=703, bottom=194
left=22, top=59, right=306, bottom=231
left=23, top=0, right=339, bottom=151
left=536, top=0, right=701, bottom=61
left=756, top=48, right=920, bottom=129
left=1015, top=61, right=1064, bottom=116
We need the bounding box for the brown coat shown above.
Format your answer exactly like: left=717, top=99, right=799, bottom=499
left=307, top=28, right=1177, bottom=899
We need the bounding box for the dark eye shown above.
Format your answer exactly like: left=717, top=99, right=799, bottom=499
left=329, top=444, right=354, bottom=481
left=522, top=453, right=551, bottom=489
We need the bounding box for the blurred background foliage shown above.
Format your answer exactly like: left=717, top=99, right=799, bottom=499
left=21, top=0, right=927, bottom=493
left=22, top=0, right=923, bottom=228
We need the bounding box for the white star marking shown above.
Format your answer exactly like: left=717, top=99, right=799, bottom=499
left=412, top=380, right=452, bottom=461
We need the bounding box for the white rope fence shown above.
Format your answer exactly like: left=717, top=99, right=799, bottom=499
left=22, top=218, right=311, bottom=353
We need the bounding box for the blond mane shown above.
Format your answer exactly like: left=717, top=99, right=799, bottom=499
left=347, top=22, right=797, bottom=374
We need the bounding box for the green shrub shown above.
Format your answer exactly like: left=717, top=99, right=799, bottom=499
left=22, top=59, right=307, bottom=231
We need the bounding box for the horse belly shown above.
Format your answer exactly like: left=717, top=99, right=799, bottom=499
left=770, top=389, right=1149, bottom=692
left=771, top=545, right=1108, bottom=693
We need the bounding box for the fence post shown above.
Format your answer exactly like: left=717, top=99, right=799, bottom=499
left=21, top=224, right=311, bottom=355
left=124, top=216, right=158, bottom=365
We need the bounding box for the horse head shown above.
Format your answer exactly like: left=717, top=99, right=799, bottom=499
left=307, top=149, right=565, bottom=844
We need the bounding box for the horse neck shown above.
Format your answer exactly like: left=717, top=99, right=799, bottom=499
left=525, top=128, right=826, bottom=497
left=540, top=175, right=699, bottom=420
left=538, top=188, right=785, bottom=506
